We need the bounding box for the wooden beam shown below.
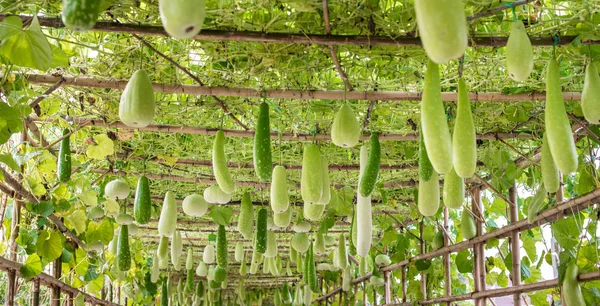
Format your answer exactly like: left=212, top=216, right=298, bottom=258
left=1, top=15, right=591, bottom=47
left=509, top=182, right=521, bottom=306
left=25, top=73, right=584, bottom=102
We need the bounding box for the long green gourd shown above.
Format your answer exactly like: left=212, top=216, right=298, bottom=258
left=274, top=206, right=292, bottom=228
left=171, top=230, right=183, bottom=268
left=271, top=166, right=289, bottom=213
left=419, top=131, right=433, bottom=181
left=301, top=144, right=323, bottom=203
left=421, top=60, right=453, bottom=174
left=359, top=133, right=381, bottom=197
left=157, top=236, right=169, bottom=260
left=453, top=78, right=477, bottom=178
left=506, top=20, right=534, bottom=82
left=419, top=136, right=440, bottom=215
left=62, top=0, right=101, bottom=31
left=213, top=130, right=235, bottom=194
left=255, top=208, right=268, bottom=254
left=119, top=70, right=155, bottom=128
left=57, top=128, right=71, bottom=183
left=160, top=281, right=168, bottom=306
left=254, top=102, right=273, bottom=181
left=413, top=0, right=467, bottom=64
left=116, top=224, right=131, bottom=271
left=443, top=168, right=463, bottom=209
left=545, top=58, right=578, bottom=174
left=158, top=191, right=177, bottom=237
left=216, top=225, right=228, bottom=267
left=317, top=156, right=331, bottom=204
left=356, top=145, right=372, bottom=257
left=237, top=192, right=254, bottom=239
left=582, top=61, right=600, bottom=124
left=542, top=134, right=560, bottom=193
left=133, top=176, right=151, bottom=224
left=336, top=234, right=348, bottom=269
left=562, top=262, right=585, bottom=305
left=462, top=209, right=476, bottom=240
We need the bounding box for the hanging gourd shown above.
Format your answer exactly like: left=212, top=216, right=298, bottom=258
left=119, top=70, right=155, bottom=128
left=452, top=78, right=477, bottom=178
left=159, top=0, right=206, bottom=39
left=506, top=20, right=534, bottom=82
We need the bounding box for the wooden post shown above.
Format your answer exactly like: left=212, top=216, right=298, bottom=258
left=31, top=278, right=40, bottom=306
left=443, top=207, right=451, bottom=305
left=50, top=256, right=62, bottom=306
left=384, top=270, right=391, bottom=304
left=401, top=266, right=407, bottom=303
left=5, top=199, right=20, bottom=306
left=509, top=182, right=522, bottom=306
left=420, top=221, right=427, bottom=299
left=471, top=188, right=482, bottom=306
left=476, top=189, right=486, bottom=306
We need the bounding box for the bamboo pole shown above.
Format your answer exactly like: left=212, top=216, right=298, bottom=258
left=31, top=278, right=40, bottom=306
left=420, top=222, right=427, bottom=299
left=1, top=15, right=589, bottom=47
left=401, top=267, right=407, bottom=303
left=472, top=189, right=482, bottom=306
left=5, top=198, right=19, bottom=306
left=443, top=207, right=451, bottom=305
left=24, top=73, right=584, bottom=103
left=473, top=188, right=486, bottom=306
left=50, top=256, right=62, bottom=306
left=509, top=182, right=522, bottom=306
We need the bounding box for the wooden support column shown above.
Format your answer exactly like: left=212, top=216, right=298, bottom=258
left=471, top=188, right=483, bottom=306
left=50, top=256, right=62, bottom=306
left=5, top=200, right=20, bottom=306
left=420, top=221, right=427, bottom=299
left=401, top=267, right=407, bottom=303
left=31, top=278, right=40, bottom=306
left=509, top=182, right=522, bottom=306
left=384, top=269, right=391, bottom=304
left=443, top=207, right=451, bottom=305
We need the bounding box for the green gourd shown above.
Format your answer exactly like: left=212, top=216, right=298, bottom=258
left=216, top=225, right=228, bottom=267
left=239, top=253, right=248, bottom=276
left=443, top=168, right=464, bottom=209
left=273, top=206, right=292, bottom=228
left=158, top=191, right=177, bottom=237
left=196, top=261, right=207, bottom=277
left=213, top=130, right=235, bottom=194
left=418, top=171, right=440, bottom=216
left=186, top=248, right=194, bottom=270
left=414, top=0, right=467, bottom=64
left=161, top=281, right=168, bottom=306
left=374, top=254, right=391, bottom=266
left=291, top=232, right=309, bottom=254
left=237, top=192, right=254, bottom=239
left=431, top=230, right=445, bottom=250
left=303, top=202, right=326, bottom=221
left=452, top=78, right=477, bottom=178
left=336, top=234, right=348, bottom=269
left=421, top=60, right=453, bottom=174
left=57, top=128, right=71, bottom=183
left=157, top=236, right=169, bottom=260
left=115, top=213, right=134, bottom=225
left=182, top=193, right=209, bottom=217
left=264, top=231, right=278, bottom=258
left=116, top=224, right=131, bottom=271
left=270, top=166, right=289, bottom=213
left=62, top=0, right=101, bottom=31
left=289, top=241, right=298, bottom=263
left=213, top=266, right=227, bottom=283
left=133, top=176, right=151, bottom=224
left=314, top=233, right=326, bottom=255
left=301, top=144, right=323, bottom=203
left=582, top=61, right=600, bottom=124
left=331, top=103, right=361, bottom=148
left=306, top=243, right=318, bottom=292
left=104, top=179, right=130, bottom=200
left=234, top=242, right=244, bottom=262
left=151, top=252, right=160, bottom=283
left=254, top=102, right=273, bottom=181
left=562, top=262, right=585, bottom=305
left=542, top=134, right=560, bottom=193
left=506, top=21, right=534, bottom=82
left=461, top=209, right=477, bottom=240
left=158, top=0, right=206, bottom=39
left=171, top=230, right=183, bottom=268
left=545, top=58, right=578, bottom=174
left=349, top=209, right=357, bottom=256
left=119, top=70, right=155, bottom=128
left=186, top=268, right=195, bottom=293
left=342, top=267, right=351, bottom=292
left=204, top=184, right=232, bottom=204
left=317, top=156, right=331, bottom=204
left=255, top=208, right=268, bottom=254
left=303, top=285, right=312, bottom=306
left=356, top=193, right=372, bottom=257
left=203, top=244, right=215, bottom=264
left=359, top=133, right=381, bottom=197
left=419, top=131, right=433, bottom=181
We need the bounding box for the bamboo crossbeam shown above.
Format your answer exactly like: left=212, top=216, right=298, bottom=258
left=25, top=73, right=583, bottom=102
left=0, top=15, right=590, bottom=47
left=419, top=270, right=600, bottom=304
left=0, top=256, right=119, bottom=306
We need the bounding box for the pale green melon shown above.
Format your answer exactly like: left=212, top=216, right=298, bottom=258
left=159, top=0, right=206, bottom=39
left=203, top=185, right=232, bottom=204
left=119, top=70, right=155, bottom=128
left=270, top=166, right=290, bottom=213
left=104, top=179, right=130, bottom=200
left=506, top=20, right=534, bottom=82
left=331, top=103, right=360, bottom=148
left=182, top=193, right=209, bottom=217
left=304, top=202, right=326, bottom=221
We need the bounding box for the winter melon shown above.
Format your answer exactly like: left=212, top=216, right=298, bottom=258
left=301, top=144, right=323, bottom=203
left=336, top=234, right=348, bottom=269
left=331, top=103, right=361, bottom=148
left=213, top=130, right=235, bottom=194
left=239, top=253, right=248, bottom=276
left=375, top=254, right=391, bottom=266
left=317, top=156, right=331, bottom=204
left=271, top=166, right=289, bottom=213
left=292, top=220, right=311, bottom=233
left=359, top=133, right=381, bottom=197
left=414, top=0, right=467, bottom=63
left=213, top=266, right=227, bottom=283
left=264, top=231, right=278, bottom=258
left=582, top=62, right=600, bottom=124
left=314, top=233, right=326, bottom=255
left=216, top=225, right=228, bottom=267
left=89, top=206, right=104, bottom=219
left=432, top=230, right=445, bottom=250
left=356, top=193, right=372, bottom=257
left=453, top=78, right=477, bottom=178
left=57, top=128, right=71, bottom=183
left=304, top=202, right=326, bottom=221
left=563, top=262, right=585, bottom=305
left=419, top=170, right=440, bottom=216
left=274, top=206, right=292, bottom=228
left=291, top=232, right=310, bottom=253
left=203, top=244, right=215, bottom=264
left=157, top=236, right=169, bottom=260
left=196, top=261, right=208, bottom=277
left=289, top=241, right=298, bottom=263
left=255, top=208, right=268, bottom=254
left=462, top=209, right=477, bottom=240
left=105, top=179, right=130, bottom=200
left=182, top=193, right=209, bottom=217
left=171, top=230, right=183, bottom=268
left=204, top=185, right=232, bottom=204
left=342, top=267, right=351, bottom=292
left=133, top=176, right=152, bottom=224
left=158, top=191, right=177, bottom=237
left=443, top=168, right=464, bottom=209
left=542, top=134, right=560, bottom=193
left=159, top=0, right=206, bottom=39
left=421, top=60, right=453, bottom=174
left=234, top=242, right=244, bottom=262
left=254, top=102, right=273, bottom=181
left=151, top=253, right=160, bottom=283
left=116, top=224, right=131, bottom=271
left=419, top=131, right=433, bottom=181
left=160, top=281, right=168, bottom=306
left=119, top=70, right=155, bottom=128
left=62, top=0, right=101, bottom=31
left=545, top=58, right=578, bottom=174
left=237, top=192, right=254, bottom=239
left=115, top=213, right=134, bottom=225
left=506, top=21, right=534, bottom=82
left=186, top=248, right=194, bottom=270
left=185, top=267, right=194, bottom=293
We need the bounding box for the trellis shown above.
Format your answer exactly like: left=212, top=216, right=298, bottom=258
left=1, top=0, right=600, bottom=305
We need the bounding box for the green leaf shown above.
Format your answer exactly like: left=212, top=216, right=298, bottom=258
left=85, top=219, right=114, bottom=245
left=208, top=206, right=233, bottom=226
left=36, top=230, right=64, bottom=261
left=0, top=16, right=52, bottom=70
left=497, top=272, right=508, bottom=287
left=49, top=43, right=69, bottom=68
left=86, top=274, right=104, bottom=294
left=318, top=213, right=335, bottom=234
left=16, top=228, right=37, bottom=254
left=0, top=103, right=22, bottom=145
left=64, top=209, right=87, bottom=234
left=78, top=190, right=98, bottom=208
left=0, top=153, right=20, bottom=173
left=552, top=215, right=582, bottom=252
left=26, top=200, right=54, bottom=217
left=19, top=253, right=42, bottom=278
left=521, top=257, right=532, bottom=281
left=86, top=134, right=115, bottom=160
left=415, top=259, right=431, bottom=271
left=455, top=249, right=473, bottom=273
